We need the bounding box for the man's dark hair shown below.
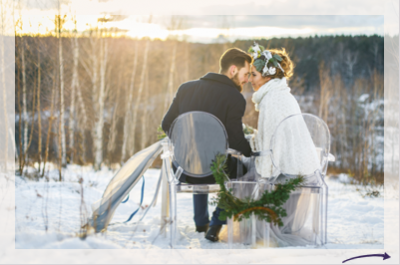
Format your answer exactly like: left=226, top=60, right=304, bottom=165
left=219, top=48, right=253, bottom=74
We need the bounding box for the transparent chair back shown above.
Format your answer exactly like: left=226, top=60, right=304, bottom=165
left=227, top=113, right=331, bottom=248
left=168, top=111, right=229, bottom=193
left=268, top=113, right=330, bottom=246
left=169, top=111, right=229, bottom=178
left=164, top=111, right=230, bottom=247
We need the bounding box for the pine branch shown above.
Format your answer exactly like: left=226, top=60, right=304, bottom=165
left=210, top=154, right=305, bottom=226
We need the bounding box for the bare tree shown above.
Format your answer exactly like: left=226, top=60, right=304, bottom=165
left=80, top=25, right=100, bottom=168
left=57, top=11, right=67, bottom=169
left=121, top=40, right=138, bottom=163
left=21, top=66, right=37, bottom=173
left=107, top=69, right=122, bottom=166
left=36, top=32, right=42, bottom=172
left=344, top=50, right=358, bottom=83
left=0, top=0, right=9, bottom=171
left=75, top=36, right=89, bottom=164
left=163, top=16, right=182, bottom=113
left=140, top=67, right=149, bottom=149
left=15, top=30, right=23, bottom=173
left=20, top=23, right=28, bottom=158
left=318, top=61, right=332, bottom=122
left=15, top=14, right=31, bottom=174
left=92, top=28, right=109, bottom=170
left=53, top=10, right=67, bottom=180
left=68, top=18, right=79, bottom=164
left=42, top=68, right=57, bottom=177
left=130, top=24, right=150, bottom=156
left=76, top=72, right=88, bottom=164
left=164, top=43, right=176, bottom=113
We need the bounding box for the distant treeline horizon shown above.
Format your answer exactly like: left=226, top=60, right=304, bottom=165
left=14, top=32, right=384, bottom=184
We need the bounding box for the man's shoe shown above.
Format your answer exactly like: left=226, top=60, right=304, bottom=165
left=205, top=225, right=222, bottom=242
left=196, top=223, right=209, bottom=233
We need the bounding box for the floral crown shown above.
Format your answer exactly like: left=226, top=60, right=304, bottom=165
left=248, top=42, right=284, bottom=76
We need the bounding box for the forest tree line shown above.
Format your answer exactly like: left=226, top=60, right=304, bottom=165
left=14, top=17, right=384, bottom=183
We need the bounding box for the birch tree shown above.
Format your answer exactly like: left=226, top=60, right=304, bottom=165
left=20, top=24, right=27, bottom=159
left=344, top=50, right=358, bottom=84
left=121, top=41, right=138, bottom=163
left=42, top=68, right=57, bottom=177
left=163, top=16, right=182, bottom=113
left=56, top=12, right=67, bottom=169
left=80, top=26, right=99, bottom=168
left=107, top=70, right=122, bottom=166
left=1, top=0, right=9, bottom=171
left=140, top=67, right=149, bottom=149
left=68, top=19, right=79, bottom=164
left=76, top=71, right=88, bottom=164
left=15, top=15, right=29, bottom=174
left=92, top=29, right=109, bottom=171
left=318, top=61, right=332, bottom=122
left=130, top=39, right=149, bottom=157
left=163, top=42, right=176, bottom=113
left=15, top=32, right=23, bottom=173
left=36, top=34, right=42, bottom=172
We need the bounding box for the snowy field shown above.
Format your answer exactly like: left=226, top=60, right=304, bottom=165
left=0, top=164, right=399, bottom=263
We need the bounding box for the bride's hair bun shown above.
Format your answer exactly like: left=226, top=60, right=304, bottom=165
left=263, top=48, right=294, bottom=80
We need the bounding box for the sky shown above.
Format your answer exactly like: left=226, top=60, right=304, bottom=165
left=15, top=0, right=388, bottom=43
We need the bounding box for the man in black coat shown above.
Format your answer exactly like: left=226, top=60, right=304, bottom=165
left=161, top=48, right=253, bottom=242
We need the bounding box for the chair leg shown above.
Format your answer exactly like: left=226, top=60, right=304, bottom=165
left=169, top=181, right=177, bottom=248
left=227, top=217, right=233, bottom=249
left=160, top=161, right=170, bottom=237
left=251, top=213, right=257, bottom=248
left=264, top=220, right=270, bottom=248
left=168, top=168, right=183, bottom=248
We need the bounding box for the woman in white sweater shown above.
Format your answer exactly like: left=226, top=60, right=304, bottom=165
left=247, top=42, right=320, bottom=180
left=219, top=44, right=323, bottom=246
left=237, top=43, right=322, bottom=247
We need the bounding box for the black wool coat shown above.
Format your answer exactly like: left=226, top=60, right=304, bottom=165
left=161, top=72, right=252, bottom=184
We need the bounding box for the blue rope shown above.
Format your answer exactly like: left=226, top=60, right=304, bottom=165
left=123, top=176, right=145, bottom=223
left=121, top=194, right=129, bottom=203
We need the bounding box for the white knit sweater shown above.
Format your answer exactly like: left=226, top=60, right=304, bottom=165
left=250, top=77, right=320, bottom=179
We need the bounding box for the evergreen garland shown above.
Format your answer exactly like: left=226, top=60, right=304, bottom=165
left=157, top=125, right=167, bottom=140
left=211, top=154, right=305, bottom=226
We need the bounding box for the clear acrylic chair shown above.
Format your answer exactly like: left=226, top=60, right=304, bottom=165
left=227, top=113, right=335, bottom=248
left=161, top=111, right=243, bottom=248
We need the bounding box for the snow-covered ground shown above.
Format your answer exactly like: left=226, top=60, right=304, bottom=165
left=0, top=164, right=399, bottom=263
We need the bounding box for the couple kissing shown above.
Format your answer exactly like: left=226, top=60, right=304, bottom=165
left=161, top=42, right=308, bottom=242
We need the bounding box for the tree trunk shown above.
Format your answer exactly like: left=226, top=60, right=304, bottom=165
left=76, top=76, right=87, bottom=164
left=59, top=24, right=66, bottom=168
left=318, top=61, right=331, bottom=122
left=37, top=45, right=42, bottom=172
left=107, top=73, right=121, bottom=166
left=184, top=41, right=189, bottom=81
left=130, top=40, right=149, bottom=157
left=88, top=31, right=99, bottom=169
left=68, top=33, right=79, bottom=164
left=339, top=85, right=347, bottom=169
left=93, top=36, right=108, bottom=171
left=24, top=79, right=37, bottom=168
left=345, top=51, right=358, bottom=84
left=121, top=41, right=138, bottom=163
left=80, top=27, right=100, bottom=168
left=42, top=69, right=57, bottom=177
left=1, top=10, right=8, bottom=171
left=164, top=42, right=176, bottom=113
left=21, top=36, right=28, bottom=158
left=140, top=67, right=149, bottom=149
left=16, top=37, right=23, bottom=174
